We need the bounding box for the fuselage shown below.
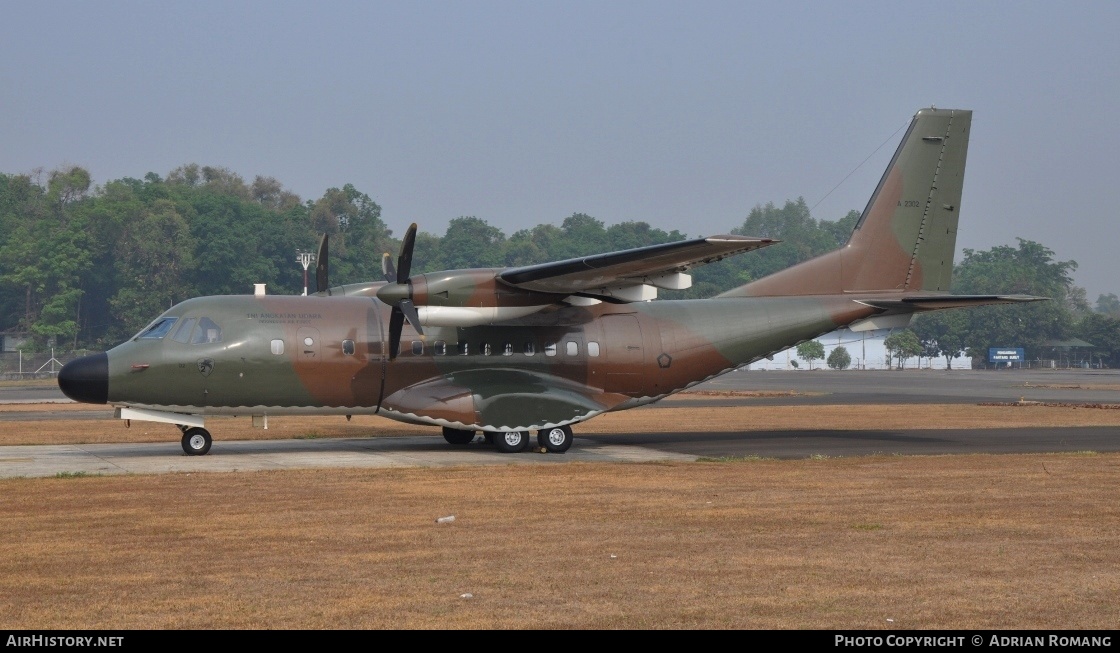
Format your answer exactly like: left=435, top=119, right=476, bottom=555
left=59, top=291, right=879, bottom=432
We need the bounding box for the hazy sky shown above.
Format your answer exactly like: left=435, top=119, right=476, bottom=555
left=2, top=1, right=1117, bottom=299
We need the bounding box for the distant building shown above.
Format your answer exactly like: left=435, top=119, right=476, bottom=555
left=0, top=332, right=29, bottom=352
left=746, top=328, right=968, bottom=371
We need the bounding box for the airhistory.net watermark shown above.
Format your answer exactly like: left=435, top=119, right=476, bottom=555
left=6, top=636, right=123, bottom=647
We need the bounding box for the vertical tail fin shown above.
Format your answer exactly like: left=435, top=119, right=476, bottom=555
left=721, top=108, right=971, bottom=297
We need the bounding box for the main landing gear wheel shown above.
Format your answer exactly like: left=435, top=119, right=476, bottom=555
left=442, top=427, right=476, bottom=445
left=494, top=430, right=530, bottom=453
left=537, top=425, right=573, bottom=453
left=181, top=427, right=212, bottom=456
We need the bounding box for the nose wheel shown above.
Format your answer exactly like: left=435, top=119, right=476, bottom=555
left=181, top=427, right=213, bottom=456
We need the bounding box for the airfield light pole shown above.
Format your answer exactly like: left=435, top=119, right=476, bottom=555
left=297, top=250, right=315, bottom=296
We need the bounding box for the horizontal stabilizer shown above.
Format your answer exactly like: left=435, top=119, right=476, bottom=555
left=857, top=294, right=1046, bottom=312
left=848, top=294, right=1044, bottom=331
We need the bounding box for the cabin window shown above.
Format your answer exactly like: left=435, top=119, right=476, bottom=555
left=171, top=318, right=196, bottom=343
left=545, top=343, right=557, bottom=356
left=457, top=341, right=469, bottom=356
left=503, top=343, right=513, bottom=356
left=412, top=340, right=424, bottom=356
left=481, top=342, right=492, bottom=356
left=566, top=341, right=579, bottom=356
left=434, top=341, right=447, bottom=356
left=190, top=317, right=222, bottom=344
left=342, top=339, right=355, bottom=356
left=137, top=317, right=177, bottom=340
left=271, top=339, right=284, bottom=355
left=524, top=341, right=535, bottom=355
left=588, top=341, right=600, bottom=357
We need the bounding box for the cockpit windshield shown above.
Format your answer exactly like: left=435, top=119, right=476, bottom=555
left=135, top=317, right=178, bottom=340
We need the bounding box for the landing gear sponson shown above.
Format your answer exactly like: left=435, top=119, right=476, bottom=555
left=442, top=425, right=573, bottom=454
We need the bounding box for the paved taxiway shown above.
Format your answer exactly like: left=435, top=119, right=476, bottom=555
left=1, top=369, right=1117, bottom=478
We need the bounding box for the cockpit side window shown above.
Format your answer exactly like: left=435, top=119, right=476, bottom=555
left=190, top=317, right=222, bottom=344
left=136, top=317, right=177, bottom=340
left=171, top=317, right=197, bottom=343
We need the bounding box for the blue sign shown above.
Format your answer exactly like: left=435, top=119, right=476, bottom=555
left=989, top=347, right=1024, bottom=363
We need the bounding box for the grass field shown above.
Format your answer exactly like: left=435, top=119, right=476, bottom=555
left=1, top=400, right=1118, bottom=629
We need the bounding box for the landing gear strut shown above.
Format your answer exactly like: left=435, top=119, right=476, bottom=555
left=181, top=427, right=212, bottom=456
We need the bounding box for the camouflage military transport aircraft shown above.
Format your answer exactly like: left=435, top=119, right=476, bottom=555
left=58, top=107, right=1039, bottom=455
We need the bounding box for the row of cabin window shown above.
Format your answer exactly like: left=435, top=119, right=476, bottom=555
left=409, top=340, right=602, bottom=357
left=267, top=338, right=603, bottom=357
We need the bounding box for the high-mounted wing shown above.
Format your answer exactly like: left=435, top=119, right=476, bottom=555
left=498, top=235, right=775, bottom=301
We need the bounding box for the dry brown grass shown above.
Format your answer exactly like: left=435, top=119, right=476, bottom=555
left=1018, top=382, right=1120, bottom=392
left=2, top=401, right=1119, bottom=629
left=4, top=402, right=1120, bottom=447
left=1, top=454, right=1118, bottom=629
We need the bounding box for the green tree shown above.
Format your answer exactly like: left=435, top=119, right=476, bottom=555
left=884, top=330, right=923, bottom=369
left=108, top=199, right=196, bottom=340
left=1074, top=312, right=1120, bottom=369
left=1096, top=293, right=1120, bottom=317
left=435, top=217, right=505, bottom=270
left=0, top=168, right=94, bottom=348
left=912, top=310, right=969, bottom=369
left=826, top=345, right=851, bottom=370
left=730, top=199, right=844, bottom=280
left=555, top=213, right=609, bottom=260
left=605, top=221, right=685, bottom=252
left=796, top=340, right=825, bottom=370
left=952, top=239, right=1076, bottom=360
left=308, top=184, right=392, bottom=284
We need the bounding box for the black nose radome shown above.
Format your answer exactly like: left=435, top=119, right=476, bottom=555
left=58, top=353, right=108, bottom=404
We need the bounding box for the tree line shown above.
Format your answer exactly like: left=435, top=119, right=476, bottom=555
left=1, top=165, right=1117, bottom=366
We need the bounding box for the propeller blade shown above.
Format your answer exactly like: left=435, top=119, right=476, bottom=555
left=398, top=299, right=423, bottom=337
left=382, top=252, right=397, bottom=283
left=396, top=223, right=417, bottom=282
left=315, top=234, right=329, bottom=293
left=388, top=307, right=404, bottom=360
left=383, top=222, right=421, bottom=361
